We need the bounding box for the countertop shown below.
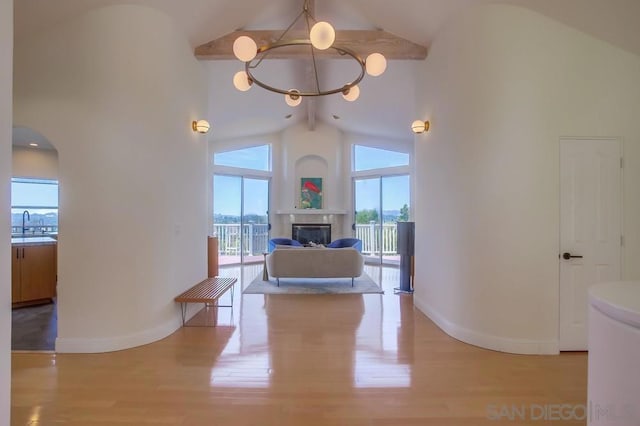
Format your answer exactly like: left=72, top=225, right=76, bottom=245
left=589, top=281, right=640, bottom=329
left=11, top=236, right=58, bottom=246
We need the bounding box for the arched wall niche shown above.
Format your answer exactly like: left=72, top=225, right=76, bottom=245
left=12, top=126, right=59, bottom=179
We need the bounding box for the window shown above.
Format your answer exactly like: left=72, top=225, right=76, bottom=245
left=214, top=144, right=271, bottom=171
left=353, top=145, right=409, bottom=172
left=212, top=144, right=272, bottom=264
left=351, top=144, right=411, bottom=264
left=11, top=178, right=59, bottom=234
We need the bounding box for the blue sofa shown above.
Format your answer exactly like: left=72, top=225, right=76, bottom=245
left=268, top=237, right=303, bottom=252
left=327, top=238, right=362, bottom=252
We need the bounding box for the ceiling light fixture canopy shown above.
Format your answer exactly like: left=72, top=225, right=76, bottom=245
left=232, top=0, right=386, bottom=107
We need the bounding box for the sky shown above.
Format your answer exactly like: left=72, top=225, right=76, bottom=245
left=213, top=144, right=410, bottom=218
left=214, top=175, right=269, bottom=217
left=355, top=175, right=410, bottom=213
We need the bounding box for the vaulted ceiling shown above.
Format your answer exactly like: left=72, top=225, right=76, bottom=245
left=14, top=0, right=640, bottom=141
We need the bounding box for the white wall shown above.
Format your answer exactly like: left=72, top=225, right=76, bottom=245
left=1, top=0, right=12, bottom=420
left=13, top=4, right=209, bottom=352
left=413, top=4, right=640, bottom=354
left=279, top=122, right=344, bottom=211
left=12, top=146, right=58, bottom=179
left=275, top=122, right=345, bottom=238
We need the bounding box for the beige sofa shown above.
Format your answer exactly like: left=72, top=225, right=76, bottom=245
left=266, top=247, right=364, bottom=286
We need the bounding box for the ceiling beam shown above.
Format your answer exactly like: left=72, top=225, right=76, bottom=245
left=195, top=30, right=427, bottom=60
left=306, top=97, right=316, bottom=131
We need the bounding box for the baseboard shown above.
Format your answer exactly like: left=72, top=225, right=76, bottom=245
left=413, top=296, right=559, bottom=355
left=55, top=314, right=186, bottom=353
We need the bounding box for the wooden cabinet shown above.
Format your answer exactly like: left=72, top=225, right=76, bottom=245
left=11, top=247, right=21, bottom=303
left=12, top=243, right=57, bottom=306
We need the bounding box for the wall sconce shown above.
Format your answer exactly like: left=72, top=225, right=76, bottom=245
left=411, top=120, right=430, bottom=134
left=192, top=120, right=211, bottom=134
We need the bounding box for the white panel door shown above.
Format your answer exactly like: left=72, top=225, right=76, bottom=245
left=559, top=138, right=622, bottom=351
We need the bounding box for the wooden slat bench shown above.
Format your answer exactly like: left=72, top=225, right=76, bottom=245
left=175, top=277, right=237, bottom=327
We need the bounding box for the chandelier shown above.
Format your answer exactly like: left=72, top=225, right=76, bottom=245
left=231, top=0, right=387, bottom=107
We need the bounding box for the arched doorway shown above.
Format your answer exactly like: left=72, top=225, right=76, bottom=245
left=10, top=126, right=59, bottom=351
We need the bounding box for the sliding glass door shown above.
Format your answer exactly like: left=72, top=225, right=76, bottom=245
left=381, top=175, right=410, bottom=264
left=354, top=178, right=382, bottom=263
left=354, top=174, right=410, bottom=264
left=242, top=178, right=269, bottom=262
left=213, top=175, right=269, bottom=265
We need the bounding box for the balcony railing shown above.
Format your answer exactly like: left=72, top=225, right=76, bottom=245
left=354, top=223, right=398, bottom=255
left=214, top=223, right=269, bottom=256
left=213, top=222, right=399, bottom=256
left=11, top=225, right=58, bottom=235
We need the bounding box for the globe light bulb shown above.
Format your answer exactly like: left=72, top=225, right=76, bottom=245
left=411, top=120, right=430, bottom=134
left=285, top=90, right=302, bottom=107
left=233, top=71, right=252, bottom=91
left=192, top=120, right=210, bottom=134
left=342, top=85, right=360, bottom=102
left=233, top=36, right=257, bottom=62
left=310, top=21, right=335, bottom=50
left=366, top=53, right=387, bottom=77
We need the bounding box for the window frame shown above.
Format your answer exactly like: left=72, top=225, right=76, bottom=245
left=10, top=177, right=59, bottom=234
left=213, top=143, right=272, bottom=173
left=352, top=144, right=411, bottom=174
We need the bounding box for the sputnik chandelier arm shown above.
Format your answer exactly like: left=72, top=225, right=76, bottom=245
left=232, top=0, right=387, bottom=107
left=245, top=41, right=366, bottom=97
left=304, top=3, right=321, bottom=95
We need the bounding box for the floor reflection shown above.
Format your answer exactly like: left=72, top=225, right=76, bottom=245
left=265, top=293, right=365, bottom=390
left=208, top=264, right=413, bottom=392
left=11, top=262, right=588, bottom=425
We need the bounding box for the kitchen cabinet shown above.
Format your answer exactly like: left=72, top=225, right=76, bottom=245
left=11, top=239, right=57, bottom=306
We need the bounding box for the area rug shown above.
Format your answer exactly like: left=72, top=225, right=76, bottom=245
left=243, top=273, right=383, bottom=295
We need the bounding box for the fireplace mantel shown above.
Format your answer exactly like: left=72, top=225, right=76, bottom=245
left=274, top=209, right=349, bottom=241
left=275, top=209, right=347, bottom=215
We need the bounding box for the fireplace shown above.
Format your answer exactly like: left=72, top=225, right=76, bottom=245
left=292, top=223, right=331, bottom=245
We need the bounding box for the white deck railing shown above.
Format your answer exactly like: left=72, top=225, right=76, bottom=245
left=214, top=223, right=269, bottom=256
left=355, top=223, right=398, bottom=255
left=213, top=222, right=399, bottom=256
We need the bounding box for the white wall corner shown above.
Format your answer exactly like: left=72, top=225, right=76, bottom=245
left=1, top=0, right=13, bottom=423
left=413, top=295, right=559, bottom=355
left=55, top=315, right=183, bottom=353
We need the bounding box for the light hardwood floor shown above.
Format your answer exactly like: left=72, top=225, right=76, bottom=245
left=11, top=265, right=587, bottom=425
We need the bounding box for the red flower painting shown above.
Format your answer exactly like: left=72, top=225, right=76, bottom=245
left=300, top=178, right=323, bottom=209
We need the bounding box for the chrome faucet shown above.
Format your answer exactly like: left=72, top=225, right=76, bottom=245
left=22, top=210, right=30, bottom=234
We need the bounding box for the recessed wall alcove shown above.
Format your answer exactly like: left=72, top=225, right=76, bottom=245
left=275, top=153, right=347, bottom=241
left=263, top=122, right=351, bottom=242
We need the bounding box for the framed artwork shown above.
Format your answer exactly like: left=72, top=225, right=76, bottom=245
left=300, top=177, right=323, bottom=209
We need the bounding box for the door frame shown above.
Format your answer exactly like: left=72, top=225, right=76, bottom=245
left=558, top=136, right=624, bottom=350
